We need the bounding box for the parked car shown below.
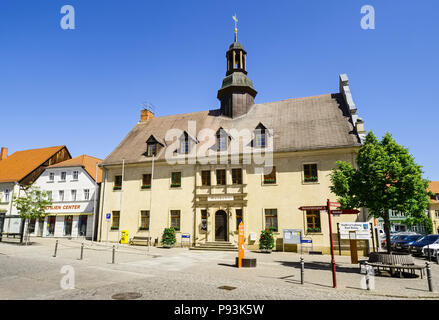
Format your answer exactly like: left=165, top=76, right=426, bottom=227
left=409, top=235, right=439, bottom=256
left=390, top=233, right=418, bottom=250
left=393, top=234, right=423, bottom=252
left=422, top=239, right=439, bottom=260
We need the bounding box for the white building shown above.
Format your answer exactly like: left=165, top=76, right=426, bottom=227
left=0, top=146, right=72, bottom=239
left=32, top=155, right=102, bottom=240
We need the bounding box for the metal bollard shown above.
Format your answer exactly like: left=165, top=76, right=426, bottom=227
left=300, top=257, right=304, bottom=284
left=436, top=250, right=438, bottom=265
left=53, top=240, right=58, bottom=257
left=365, top=262, right=370, bottom=291
left=79, top=242, right=84, bottom=260
left=426, top=262, right=434, bottom=292
left=112, top=245, right=115, bottom=264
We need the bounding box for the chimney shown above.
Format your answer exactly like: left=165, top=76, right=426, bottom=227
left=0, top=147, right=8, bottom=160
left=355, top=118, right=365, bottom=134
left=140, top=109, right=154, bottom=122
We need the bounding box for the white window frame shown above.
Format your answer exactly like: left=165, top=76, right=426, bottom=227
left=4, top=189, right=10, bottom=202
left=59, top=190, right=64, bottom=202
left=49, top=172, right=55, bottom=182
left=71, top=189, right=77, bottom=201
left=72, top=171, right=79, bottom=180
left=60, top=172, right=67, bottom=181
left=84, top=189, right=90, bottom=201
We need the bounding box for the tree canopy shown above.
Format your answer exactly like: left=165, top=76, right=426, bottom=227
left=13, top=184, right=52, bottom=222
left=330, top=131, right=431, bottom=251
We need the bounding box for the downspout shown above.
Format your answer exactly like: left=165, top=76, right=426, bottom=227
left=98, top=166, right=107, bottom=242
left=119, top=159, right=125, bottom=243
left=91, top=162, right=98, bottom=242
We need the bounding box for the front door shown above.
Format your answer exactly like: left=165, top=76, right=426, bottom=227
left=215, top=210, right=227, bottom=241
left=47, top=216, right=56, bottom=236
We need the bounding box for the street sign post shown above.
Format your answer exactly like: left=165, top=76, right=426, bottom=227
left=238, top=222, right=244, bottom=268
left=297, top=202, right=361, bottom=289
left=326, top=199, right=337, bottom=288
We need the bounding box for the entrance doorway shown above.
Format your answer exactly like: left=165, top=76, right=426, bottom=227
left=64, top=215, right=73, bottom=236
left=215, top=210, right=228, bottom=241
left=78, top=215, right=87, bottom=236
left=47, top=216, right=56, bottom=236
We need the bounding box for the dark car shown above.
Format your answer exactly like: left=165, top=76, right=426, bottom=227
left=390, top=234, right=412, bottom=250
left=393, top=235, right=423, bottom=252
left=409, top=235, right=439, bottom=256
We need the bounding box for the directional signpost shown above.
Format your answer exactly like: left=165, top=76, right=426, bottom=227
left=298, top=200, right=361, bottom=289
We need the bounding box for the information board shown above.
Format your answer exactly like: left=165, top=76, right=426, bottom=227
left=283, top=229, right=302, bottom=244
left=339, top=222, right=371, bottom=240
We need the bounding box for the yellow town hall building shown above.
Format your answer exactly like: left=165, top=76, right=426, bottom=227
left=97, top=30, right=368, bottom=254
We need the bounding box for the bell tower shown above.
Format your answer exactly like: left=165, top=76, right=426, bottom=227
left=217, top=17, right=257, bottom=118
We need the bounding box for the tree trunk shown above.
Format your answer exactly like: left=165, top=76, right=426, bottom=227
left=383, top=210, right=392, bottom=253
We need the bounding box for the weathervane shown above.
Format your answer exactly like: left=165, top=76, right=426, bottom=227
left=232, top=14, right=238, bottom=42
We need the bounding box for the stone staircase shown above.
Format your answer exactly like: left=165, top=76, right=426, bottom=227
left=189, top=241, right=238, bottom=252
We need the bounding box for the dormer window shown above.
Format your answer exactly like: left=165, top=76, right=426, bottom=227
left=255, top=131, right=266, bottom=148
left=216, top=128, right=229, bottom=151
left=147, top=143, right=157, bottom=157
left=145, top=135, right=163, bottom=157
left=180, top=135, right=189, bottom=154
left=254, top=123, right=267, bottom=148
left=178, top=131, right=197, bottom=155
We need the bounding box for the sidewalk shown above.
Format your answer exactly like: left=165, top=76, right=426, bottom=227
left=0, top=237, right=438, bottom=300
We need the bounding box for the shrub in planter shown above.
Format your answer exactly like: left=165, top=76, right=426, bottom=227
left=161, top=227, right=176, bottom=247
left=259, top=229, right=275, bottom=252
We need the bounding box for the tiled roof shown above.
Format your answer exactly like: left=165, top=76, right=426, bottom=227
left=429, top=181, right=439, bottom=194
left=0, top=146, right=66, bottom=183
left=48, top=155, right=102, bottom=183
left=102, top=93, right=361, bottom=166
left=428, top=181, right=439, bottom=203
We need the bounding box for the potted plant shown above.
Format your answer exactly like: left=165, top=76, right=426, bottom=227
left=259, top=229, right=275, bottom=253
left=161, top=227, right=176, bottom=248
left=307, top=227, right=321, bottom=233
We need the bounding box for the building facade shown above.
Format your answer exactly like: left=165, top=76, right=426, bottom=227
left=98, top=32, right=368, bottom=254
left=32, top=155, right=102, bottom=239
left=428, top=182, right=439, bottom=234
left=0, top=146, right=71, bottom=237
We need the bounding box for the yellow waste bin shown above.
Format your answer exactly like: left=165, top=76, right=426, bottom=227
left=120, top=230, right=129, bottom=244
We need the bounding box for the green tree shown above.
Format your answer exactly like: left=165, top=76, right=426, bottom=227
left=13, top=184, right=52, bottom=245
left=329, top=131, right=431, bottom=253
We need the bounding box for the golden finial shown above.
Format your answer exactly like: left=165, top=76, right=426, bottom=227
left=232, top=14, right=238, bottom=42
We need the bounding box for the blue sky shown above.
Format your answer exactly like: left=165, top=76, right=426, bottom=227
left=1, top=0, right=438, bottom=180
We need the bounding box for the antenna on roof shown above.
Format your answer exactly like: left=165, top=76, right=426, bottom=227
left=141, top=101, right=156, bottom=114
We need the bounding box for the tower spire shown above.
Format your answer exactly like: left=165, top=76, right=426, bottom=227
left=232, top=14, right=238, bottom=42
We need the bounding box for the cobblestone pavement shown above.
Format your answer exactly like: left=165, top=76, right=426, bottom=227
left=1, top=237, right=439, bottom=300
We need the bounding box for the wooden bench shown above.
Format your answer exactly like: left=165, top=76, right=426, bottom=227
left=129, top=236, right=151, bottom=246
left=359, top=252, right=425, bottom=278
